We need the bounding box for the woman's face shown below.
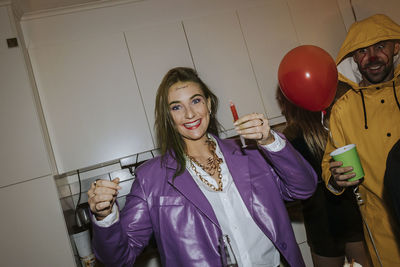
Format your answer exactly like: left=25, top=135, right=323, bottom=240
left=168, top=81, right=211, bottom=144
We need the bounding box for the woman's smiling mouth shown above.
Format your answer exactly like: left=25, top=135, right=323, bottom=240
left=184, top=119, right=201, bottom=130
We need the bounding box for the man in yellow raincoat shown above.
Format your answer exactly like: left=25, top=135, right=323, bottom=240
left=322, top=14, right=400, bottom=266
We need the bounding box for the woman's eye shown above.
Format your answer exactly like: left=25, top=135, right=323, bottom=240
left=192, top=98, right=202, bottom=104
left=171, top=105, right=181, bottom=111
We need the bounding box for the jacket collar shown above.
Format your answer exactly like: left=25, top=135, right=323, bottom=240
left=163, top=137, right=220, bottom=228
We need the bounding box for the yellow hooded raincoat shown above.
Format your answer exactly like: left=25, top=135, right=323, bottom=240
left=322, top=14, right=400, bottom=266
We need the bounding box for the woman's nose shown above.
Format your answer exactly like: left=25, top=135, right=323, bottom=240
left=185, top=106, right=195, bottom=118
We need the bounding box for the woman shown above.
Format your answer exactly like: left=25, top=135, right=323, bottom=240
left=276, top=86, right=371, bottom=267
left=88, top=67, right=317, bottom=267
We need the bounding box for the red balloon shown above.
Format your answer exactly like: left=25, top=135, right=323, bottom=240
left=278, top=45, right=338, bottom=111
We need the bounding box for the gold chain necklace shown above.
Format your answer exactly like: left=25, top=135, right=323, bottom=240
left=187, top=138, right=224, bottom=192
left=193, top=138, right=223, bottom=176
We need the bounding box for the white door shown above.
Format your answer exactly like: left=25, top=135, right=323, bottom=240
left=337, top=0, right=400, bottom=30
left=125, top=21, right=194, bottom=145
left=287, top=0, right=347, bottom=58
left=0, top=176, right=75, bottom=266
left=0, top=5, right=51, bottom=187
left=237, top=0, right=300, bottom=123
left=183, top=11, right=266, bottom=137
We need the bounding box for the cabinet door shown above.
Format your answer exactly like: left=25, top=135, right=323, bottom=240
left=286, top=0, right=347, bottom=58
left=0, top=176, right=75, bottom=266
left=125, top=21, right=194, bottom=144
left=183, top=11, right=266, bottom=136
left=337, top=0, right=400, bottom=30
left=0, top=6, right=51, bottom=187
left=29, top=33, right=154, bottom=174
left=237, top=0, right=299, bottom=123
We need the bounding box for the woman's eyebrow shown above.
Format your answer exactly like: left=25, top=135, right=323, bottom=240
left=169, top=100, right=180, bottom=106
left=191, top=93, right=204, bottom=99
left=169, top=94, right=204, bottom=106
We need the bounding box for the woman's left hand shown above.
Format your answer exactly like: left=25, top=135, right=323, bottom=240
left=234, top=113, right=274, bottom=145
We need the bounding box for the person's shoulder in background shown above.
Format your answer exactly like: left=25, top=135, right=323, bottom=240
left=384, top=139, right=400, bottom=226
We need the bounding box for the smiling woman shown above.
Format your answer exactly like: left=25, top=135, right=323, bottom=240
left=154, top=67, right=220, bottom=178
left=168, top=81, right=213, bottom=161
left=168, top=81, right=211, bottom=140
left=88, top=67, right=318, bottom=267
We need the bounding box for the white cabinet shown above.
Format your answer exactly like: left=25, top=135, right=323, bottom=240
left=183, top=11, right=266, bottom=134
left=28, top=33, right=154, bottom=174
left=0, top=4, right=74, bottom=265
left=21, top=0, right=351, bottom=173
left=337, top=0, right=400, bottom=31
left=0, top=175, right=75, bottom=266
left=0, top=5, right=51, bottom=187
left=286, top=0, right=347, bottom=58
left=237, top=0, right=299, bottom=122
left=125, top=21, right=194, bottom=144
left=237, top=0, right=346, bottom=122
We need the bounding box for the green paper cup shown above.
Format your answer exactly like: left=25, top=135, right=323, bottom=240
left=330, top=144, right=365, bottom=181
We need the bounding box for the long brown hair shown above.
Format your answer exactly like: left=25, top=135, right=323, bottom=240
left=275, top=82, right=350, bottom=162
left=155, top=67, right=220, bottom=177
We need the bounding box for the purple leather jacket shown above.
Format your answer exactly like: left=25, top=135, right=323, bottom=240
left=92, top=135, right=317, bottom=267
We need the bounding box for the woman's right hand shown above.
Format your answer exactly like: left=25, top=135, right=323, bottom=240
left=88, top=178, right=121, bottom=220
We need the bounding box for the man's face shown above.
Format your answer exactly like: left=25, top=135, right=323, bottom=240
left=353, top=40, right=400, bottom=85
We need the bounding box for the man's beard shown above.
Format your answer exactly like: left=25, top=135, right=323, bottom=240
left=359, top=60, right=395, bottom=84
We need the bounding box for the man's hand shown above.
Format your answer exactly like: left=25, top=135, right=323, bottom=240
left=329, top=160, right=361, bottom=190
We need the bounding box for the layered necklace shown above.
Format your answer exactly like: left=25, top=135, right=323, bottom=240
left=187, top=137, right=224, bottom=192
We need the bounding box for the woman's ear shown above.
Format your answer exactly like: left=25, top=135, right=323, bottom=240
left=207, top=98, right=212, bottom=114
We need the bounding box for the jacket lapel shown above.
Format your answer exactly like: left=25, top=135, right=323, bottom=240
left=215, top=138, right=254, bottom=217
left=164, top=153, right=220, bottom=228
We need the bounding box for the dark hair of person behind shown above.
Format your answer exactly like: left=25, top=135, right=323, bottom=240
left=275, top=82, right=350, bottom=162
left=155, top=67, right=221, bottom=178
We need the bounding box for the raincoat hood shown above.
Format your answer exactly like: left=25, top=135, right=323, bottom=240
left=336, top=14, right=400, bottom=88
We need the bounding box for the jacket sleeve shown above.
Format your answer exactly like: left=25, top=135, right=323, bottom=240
left=321, top=106, right=346, bottom=195
left=259, top=133, right=317, bottom=201
left=91, top=176, right=153, bottom=266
